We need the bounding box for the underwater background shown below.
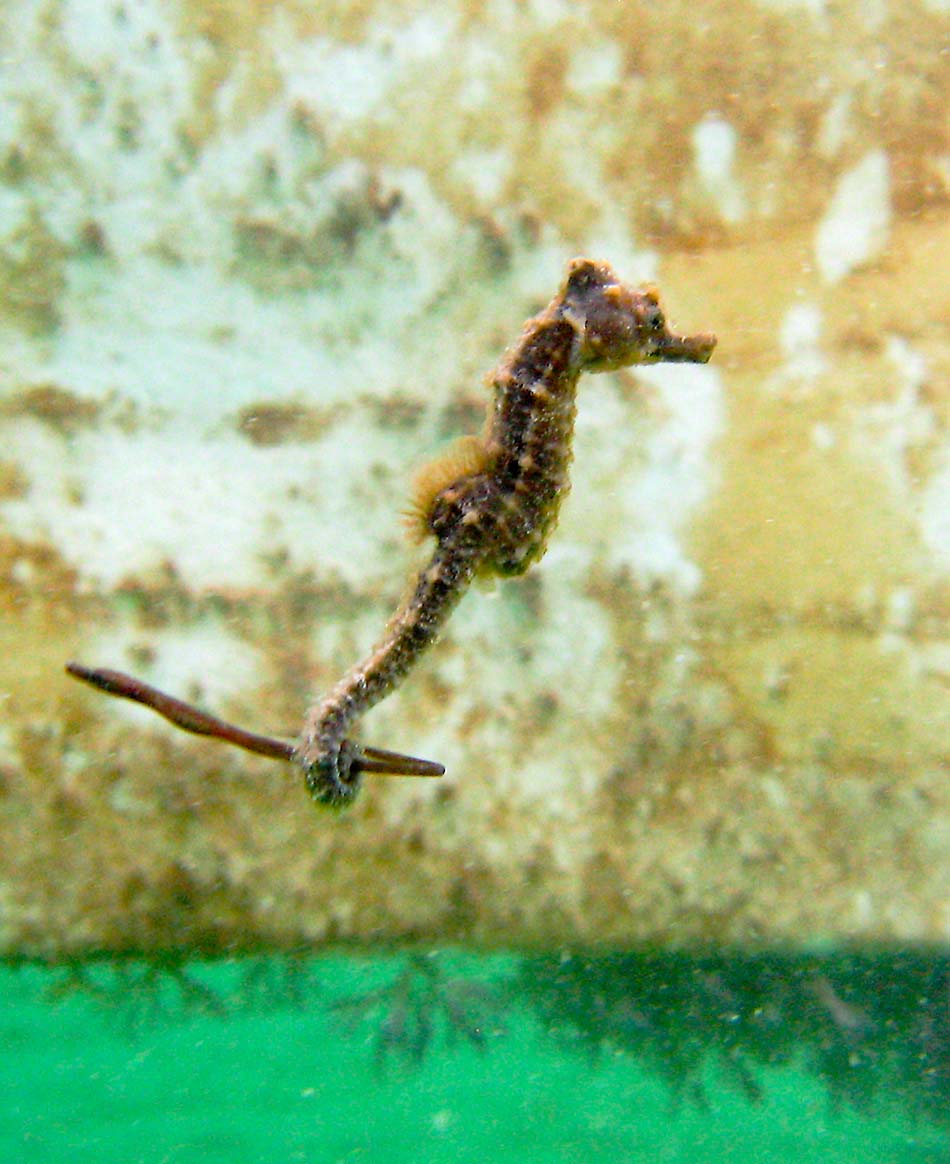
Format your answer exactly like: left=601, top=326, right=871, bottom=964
left=1, top=0, right=948, bottom=1159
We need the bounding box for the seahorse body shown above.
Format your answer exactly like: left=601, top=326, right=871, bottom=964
left=297, top=258, right=716, bottom=806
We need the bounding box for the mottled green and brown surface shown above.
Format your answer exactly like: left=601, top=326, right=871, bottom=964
left=1, top=0, right=948, bottom=958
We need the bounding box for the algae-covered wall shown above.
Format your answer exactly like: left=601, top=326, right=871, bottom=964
left=0, top=0, right=947, bottom=957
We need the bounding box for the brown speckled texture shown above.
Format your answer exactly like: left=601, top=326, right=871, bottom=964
left=0, top=0, right=948, bottom=957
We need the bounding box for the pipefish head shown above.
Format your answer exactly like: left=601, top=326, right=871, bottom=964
left=563, top=257, right=717, bottom=372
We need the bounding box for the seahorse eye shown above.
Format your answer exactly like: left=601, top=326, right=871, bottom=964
left=644, top=303, right=665, bottom=332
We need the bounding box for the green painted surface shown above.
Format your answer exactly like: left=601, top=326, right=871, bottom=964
left=3, top=952, right=948, bottom=1163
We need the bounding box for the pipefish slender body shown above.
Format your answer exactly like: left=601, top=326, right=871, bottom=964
left=68, top=258, right=716, bottom=808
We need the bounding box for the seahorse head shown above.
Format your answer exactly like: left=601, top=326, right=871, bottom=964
left=562, top=258, right=716, bottom=371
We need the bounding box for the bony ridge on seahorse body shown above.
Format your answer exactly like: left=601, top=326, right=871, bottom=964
left=67, top=258, right=716, bottom=808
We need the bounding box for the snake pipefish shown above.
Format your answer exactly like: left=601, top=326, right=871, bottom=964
left=68, top=258, right=716, bottom=808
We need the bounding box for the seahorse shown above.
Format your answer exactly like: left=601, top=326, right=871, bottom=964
left=68, top=259, right=716, bottom=808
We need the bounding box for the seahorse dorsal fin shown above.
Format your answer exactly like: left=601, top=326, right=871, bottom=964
left=402, top=435, right=491, bottom=543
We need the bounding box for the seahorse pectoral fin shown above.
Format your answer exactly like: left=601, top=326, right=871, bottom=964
left=355, top=744, right=445, bottom=778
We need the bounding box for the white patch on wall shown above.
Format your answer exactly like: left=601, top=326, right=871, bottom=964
left=455, top=41, right=507, bottom=111
left=528, top=549, right=619, bottom=725
left=848, top=335, right=949, bottom=572
left=274, top=11, right=458, bottom=135
left=274, top=37, right=390, bottom=129
left=885, top=587, right=916, bottom=635
left=857, top=0, right=888, bottom=29
left=692, top=115, right=746, bottom=224
left=918, top=463, right=950, bottom=569
left=566, top=42, right=623, bottom=98
left=885, top=334, right=928, bottom=396
left=814, top=150, right=891, bottom=284
left=778, top=302, right=826, bottom=382
left=528, top=0, right=573, bottom=28
left=582, top=216, right=657, bottom=288
left=754, top=0, right=826, bottom=13
left=382, top=10, right=459, bottom=62
left=0, top=33, right=532, bottom=598
left=451, top=149, right=512, bottom=206
left=438, top=554, right=615, bottom=711
left=0, top=186, right=35, bottom=280
left=0, top=413, right=404, bottom=592
left=84, top=621, right=268, bottom=730
left=0, top=1, right=192, bottom=259
left=547, top=106, right=610, bottom=206
left=422, top=546, right=622, bottom=804
left=852, top=335, right=934, bottom=495
left=817, top=93, right=853, bottom=160
left=616, top=364, right=723, bottom=593
left=572, top=363, right=724, bottom=595
left=511, top=240, right=565, bottom=289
